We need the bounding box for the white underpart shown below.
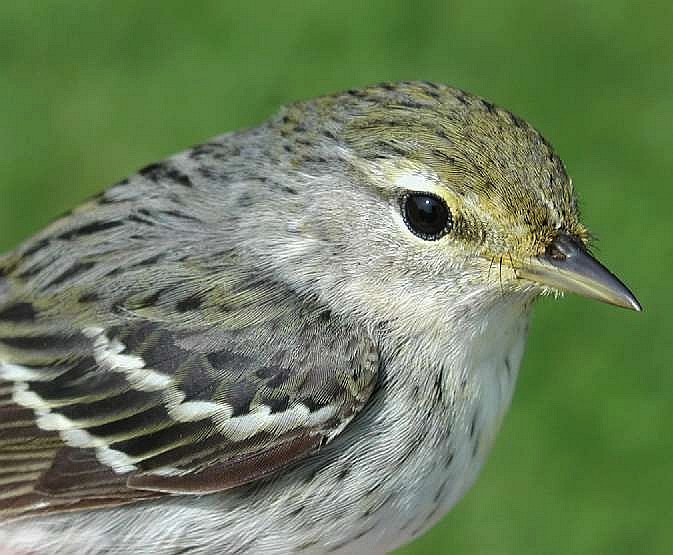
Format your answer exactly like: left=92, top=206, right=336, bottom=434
left=2, top=327, right=339, bottom=474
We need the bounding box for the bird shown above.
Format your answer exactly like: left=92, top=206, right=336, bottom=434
left=0, top=81, right=640, bottom=555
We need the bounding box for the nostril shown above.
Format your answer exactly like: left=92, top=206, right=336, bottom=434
left=545, top=233, right=583, bottom=261
left=545, top=241, right=568, bottom=261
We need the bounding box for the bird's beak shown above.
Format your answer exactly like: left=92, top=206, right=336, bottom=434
left=515, top=234, right=642, bottom=311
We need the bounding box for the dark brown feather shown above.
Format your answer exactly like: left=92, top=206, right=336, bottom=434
left=0, top=399, right=166, bottom=520
left=127, top=432, right=322, bottom=494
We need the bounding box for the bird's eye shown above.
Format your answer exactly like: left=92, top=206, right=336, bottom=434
left=401, top=192, right=453, bottom=240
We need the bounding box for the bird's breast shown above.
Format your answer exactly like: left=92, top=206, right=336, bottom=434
left=379, top=298, right=533, bottom=547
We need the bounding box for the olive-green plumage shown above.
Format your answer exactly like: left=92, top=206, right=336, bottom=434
left=278, top=82, right=587, bottom=259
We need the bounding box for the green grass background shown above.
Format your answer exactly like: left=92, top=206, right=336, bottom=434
left=1, top=1, right=671, bottom=553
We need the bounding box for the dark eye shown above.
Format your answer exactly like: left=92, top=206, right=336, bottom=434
left=401, top=192, right=453, bottom=240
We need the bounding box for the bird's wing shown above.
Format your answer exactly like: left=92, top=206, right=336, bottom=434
left=0, top=249, right=379, bottom=520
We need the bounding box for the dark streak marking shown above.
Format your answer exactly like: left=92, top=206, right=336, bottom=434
left=84, top=405, right=170, bottom=439
left=472, top=435, right=481, bottom=459
left=366, top=481, right=382, bottom=496
left=400, top=515, right=417, bottom=532
left=175, top=296, right=203, bottom=312
left=57, top=221, right=124, bottom=240
left=237, top=192, right=254, bottom=207
left=433, top=367, right=444, bottom=404
left=431, top=149, right=456, bottom=164
left=78, top=292, right=100, bottom=303
left=0, top=302, right=36, bottom=322
left=363, top=492, right=394, bottom=518
left=189, top=144, right=216, bottom=159
left=132, top=254, right=164, bottom=268
left=303, top=465, right=322, bottom=485
left=455, top=90, right=469, bottom=105
left=301, top=397, right=324, bottom=413
left=428, top=501, right=442, bottom=520
left=22, top=239, right=50, bottom=257
left=509, top=111, right=526, bottom=128
left=138, top=162, right=162, bottom=177
left=197, top=167, right=219, bottom=180
left=264, top=395, right=290, bottom=413
left=127, top=214, right=152, bottom=225
left=112, top=421, right=205, bottom=459
left=140, top=162, right=193, bottom=188
left=0, top=333, right=80, bottom=351
left=433, top=479, right=448, bottom=504
left=162, top=210, right=200, bottom=222
left=381, top=142, right=408, bottom=157
left=302, top=156, right=328, bottom=164
left=469, top=412, right=477, bottom=439
left=326, top=521, right=378, bottom=552
left=47, top=261, right=95, bottom=287
left=395, top=99, right=428, bottom=110
left=289, top=504, right=305, bottom=517
left=481, top=99, right=496, bottom=113
left=352, top=521, right=379, bottom=541
left=18, top=263, right=48, bottom=279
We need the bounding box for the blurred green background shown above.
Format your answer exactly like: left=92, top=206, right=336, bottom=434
left=1, top=1, right=671, bottom=553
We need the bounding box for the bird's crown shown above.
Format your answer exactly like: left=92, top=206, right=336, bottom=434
left=275, top=80, right=589, bottom=262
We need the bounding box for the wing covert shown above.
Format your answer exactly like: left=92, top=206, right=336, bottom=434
left=0, top=256, right=379, bottom=517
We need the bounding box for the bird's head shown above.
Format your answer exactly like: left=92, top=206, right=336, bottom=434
left=264, top=81, right=640, bottom=328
